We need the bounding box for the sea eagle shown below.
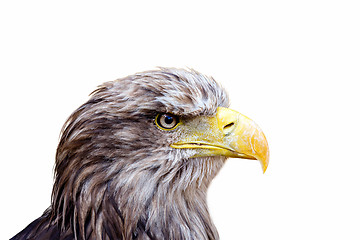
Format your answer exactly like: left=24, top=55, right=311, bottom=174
left=11, top=68, right=269, bottom=240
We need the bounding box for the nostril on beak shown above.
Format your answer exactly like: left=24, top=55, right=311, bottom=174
left=223, top=122, right=235, bottom=135
left=224, top=122, right=234, bottom=129
left=216, top=107, right=240, bottom=135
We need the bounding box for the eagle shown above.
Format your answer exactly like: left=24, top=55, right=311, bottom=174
left=11, top=68, right=269, bottom=240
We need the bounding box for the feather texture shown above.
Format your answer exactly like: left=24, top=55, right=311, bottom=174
left=12, top=68, right=229, bottom=240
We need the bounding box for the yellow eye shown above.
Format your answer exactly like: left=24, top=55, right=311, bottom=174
left=155, top=113, right=180, bottom=130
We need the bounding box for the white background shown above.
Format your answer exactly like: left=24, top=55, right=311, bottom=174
left=1, top=1, right=359, bottom=239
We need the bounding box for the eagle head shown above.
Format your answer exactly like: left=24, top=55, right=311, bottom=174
left=16, top=68, right=269, bottom=240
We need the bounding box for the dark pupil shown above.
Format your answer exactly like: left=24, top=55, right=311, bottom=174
left=164, top=115, right=174, bottom=125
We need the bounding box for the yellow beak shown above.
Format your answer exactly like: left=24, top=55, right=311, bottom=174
left=171, top=107, right=269, bottom=173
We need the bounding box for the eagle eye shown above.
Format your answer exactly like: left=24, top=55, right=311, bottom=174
left=155, top=113, right=180, bottom=130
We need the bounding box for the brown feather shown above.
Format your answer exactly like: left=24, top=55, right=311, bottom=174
left=11, top=68, right=229, bottom=240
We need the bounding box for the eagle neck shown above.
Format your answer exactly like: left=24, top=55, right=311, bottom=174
left=116, top=157, right=223, bottom=240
